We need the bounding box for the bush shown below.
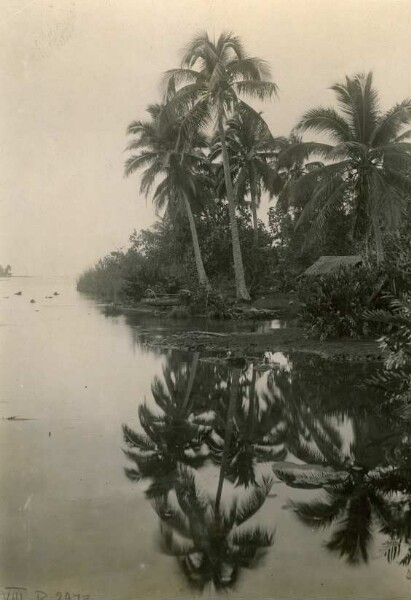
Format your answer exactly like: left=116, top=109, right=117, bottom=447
left=366, top=293, right=411, bottom=423
left=297, top=265, right=386, bottom=340
left=187, top=285, right=229, bottom=318
left=169, top=306, right=190, bottom=319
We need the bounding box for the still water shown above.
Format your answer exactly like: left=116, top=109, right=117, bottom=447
left=0, top=278, right=409, bottom=599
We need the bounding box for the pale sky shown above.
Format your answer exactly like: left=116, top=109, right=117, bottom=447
left=1, top=0, right=410, bottom=276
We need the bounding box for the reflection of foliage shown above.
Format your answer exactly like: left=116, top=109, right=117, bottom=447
left=209, top=368, right=286, bottom=487
left=123, top=358, right=277, bottom=592
left=156, top=466, right=274, bottom=592
left=122, top=345, right=411, bottom=583
left=123, top=353, right=210, bottom=497
left=272, top=363, right=410, bottom=570
left=289, top=470, right=399, bottom=564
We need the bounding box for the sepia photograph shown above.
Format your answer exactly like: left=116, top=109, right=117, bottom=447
left=1, top=1, right=410, bottom=598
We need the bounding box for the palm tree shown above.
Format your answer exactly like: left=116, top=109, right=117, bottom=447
left=287, top=72, right=411, bottom=262
left=125, top=103, right=211, bottom=289
left=163, top=32, right=278, bottom=300
left=211, top=110, right=281, bottom=246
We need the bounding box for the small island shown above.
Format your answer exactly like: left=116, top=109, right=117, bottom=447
left=0, top=265, right=12, bottom=277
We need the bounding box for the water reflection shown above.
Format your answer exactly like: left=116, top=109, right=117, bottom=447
left=123, top=351, right=411, bottom=591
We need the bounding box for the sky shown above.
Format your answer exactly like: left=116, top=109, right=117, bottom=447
left=1, top=0, right=410, bottom=276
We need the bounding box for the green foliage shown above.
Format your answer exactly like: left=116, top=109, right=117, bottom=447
left=366, top=293, right=411, bottom=423
left=77, top=196, right=277, bottom=304
left=297, top=265, right=386, bottom=340
left=187, top=284, right=229, bottom=318
left=287, top=72, right=411, bottom=261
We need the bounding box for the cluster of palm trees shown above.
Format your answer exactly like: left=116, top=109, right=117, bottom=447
left=125, top=32, right=411, bottom=300
left=122, top=353, right=410, bottom=588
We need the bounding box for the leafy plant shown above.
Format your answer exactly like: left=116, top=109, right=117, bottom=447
left=187, top=284, right=229, bottom=318
left=365, top=293, right=411, bottom=422
left=297, top=265, right=385, bottom=339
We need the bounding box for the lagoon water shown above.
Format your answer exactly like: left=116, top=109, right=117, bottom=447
left=0, top=277, right=408, bottom=599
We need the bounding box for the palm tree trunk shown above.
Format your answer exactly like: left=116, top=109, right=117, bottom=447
left=247, top=367, right=256, bottom=439
left=218, top=112, right=251, bottom=301
left=250, top=187, right=259, bottom=248
left=215, top=367, right=240, bottom=513
left=183, top=352, right=199, bottom=410
left=371, top=211, right=384, bottom=263
left=183, top=194, right=211, bottom=289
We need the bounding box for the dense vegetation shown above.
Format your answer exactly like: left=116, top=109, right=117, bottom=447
left=78, top=32, right=411, bottom=337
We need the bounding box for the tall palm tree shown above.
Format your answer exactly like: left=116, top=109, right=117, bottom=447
left=211, top=110, right=281, bottom=246
left=125, top=103, right=211, bottom=289
left=287, top=72, right=411, bottom=262
left=163, top=32, right=278, bottom=300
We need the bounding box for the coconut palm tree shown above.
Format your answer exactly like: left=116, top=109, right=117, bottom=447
left=286, top=72, right=411, bottom=262
left=125, top=103, right=211, bottom=289
left=163, top=32, right=278, bottom=300
left=211, top=110, right=282, bottom=246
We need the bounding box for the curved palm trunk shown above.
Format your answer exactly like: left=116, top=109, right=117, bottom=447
left=371, top=211, right=384, bottom=264
left=215, top=367, right=240, bottom=513
left=218, top=112, right=251, bottom=301
left=182, top=194, right=211, bottom=289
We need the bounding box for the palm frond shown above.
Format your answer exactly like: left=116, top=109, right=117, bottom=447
left=235, top=475, right=273, bottom=525
left=233, top=80, right=278, bottom=101
left=122, top=424, right=156, bottom=452
left=226, top=57, right=271, bottom=81
left=297, top=107, right=353, bottom=142
left=124, top=152, right=158, bottom=177
left=372, top=99, right=411, bottom=146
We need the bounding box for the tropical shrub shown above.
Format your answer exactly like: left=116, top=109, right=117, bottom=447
left=366, top=293, right=411, bottom=423
left=187, top=284, right=229, bottom=318
left=297, top=265, right=386, bottom=339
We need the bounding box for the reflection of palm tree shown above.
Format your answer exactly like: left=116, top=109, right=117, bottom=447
left=210, top=366, right=286, bottom=487
left=264, top=358, right=411, bottom=565
left=123, top=353, right=210, bottom=497
left=156, top=467, right=274, bottom=591
left=274, top=417, right=410, bottom=565
left=289, top=472, right=395, bottom=563
left=154, top=368, right=275, bottom=591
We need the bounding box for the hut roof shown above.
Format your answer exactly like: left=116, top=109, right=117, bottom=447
left=302, top=255, right=363, bottom=277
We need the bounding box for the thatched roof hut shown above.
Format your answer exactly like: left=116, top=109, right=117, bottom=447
left=301, top=255, right=363, bottom=277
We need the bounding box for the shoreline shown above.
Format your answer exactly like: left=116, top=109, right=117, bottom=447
left=98, top=300, right=382, bottom=363
left=144, top=327, right=382, bottom=363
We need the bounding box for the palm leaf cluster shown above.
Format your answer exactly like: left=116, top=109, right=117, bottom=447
left=284, top=73, right=411, bottom=260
